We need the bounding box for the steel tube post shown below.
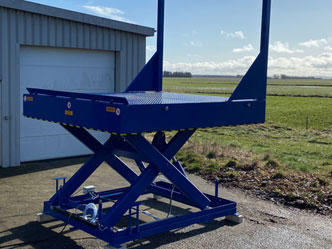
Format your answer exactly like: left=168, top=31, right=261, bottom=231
left=156, top=0, right=165, bottom=91
left=260, top=0, right=272, bottom=83
left=260, top=0, right=272, bottom=54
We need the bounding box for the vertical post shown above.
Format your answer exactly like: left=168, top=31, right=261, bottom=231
left=215, top=179, right=219, bottom=198
left=156, top=0, right=165, bottom=92
left=259, top=0, right=272, bottom=100
left=98, top=200, right=103, bottom=220
left=260, top=0, right=272, bottom=55
left=128, top=207, right=132, bottom=234
left=136, top=204, right=140, bottom=232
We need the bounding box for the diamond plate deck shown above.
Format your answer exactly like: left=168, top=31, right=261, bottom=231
left=97, top=92, right=229, bottom=105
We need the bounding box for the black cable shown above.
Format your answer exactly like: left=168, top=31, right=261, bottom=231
left=166, top=185, right=176, bottom=218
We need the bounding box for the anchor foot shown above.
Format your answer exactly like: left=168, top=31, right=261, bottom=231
left=225, top=213, right=243, bottom=224
left=104, top=243, right=127, bottom=249
left=36, top=212, right=55, bottom=223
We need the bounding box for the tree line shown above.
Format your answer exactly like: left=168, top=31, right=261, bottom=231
left=163, top=71, right=192, bottom=78
left=274, top=74, right=322, bottom=80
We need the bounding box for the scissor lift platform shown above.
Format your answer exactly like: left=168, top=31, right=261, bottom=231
left=24, top=89, right=265, bottom=135
left=23, top=0, right=271, bottom=247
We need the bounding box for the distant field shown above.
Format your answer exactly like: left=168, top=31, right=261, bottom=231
left=164, top=77, right=332, bottom=130
left=163, top=77, right=332, bottom=175
left=163, top=77, right=332, bottom=213
left=164, top=77, right=332, bottom=97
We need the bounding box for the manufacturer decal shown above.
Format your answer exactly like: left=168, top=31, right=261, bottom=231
left=106, top=107, right=116, bottom=113
left=65, top=110, right=73, bottom=116
left=67, top=102, right=72, bottom=109
left=116, top=108, right=121, bottom=116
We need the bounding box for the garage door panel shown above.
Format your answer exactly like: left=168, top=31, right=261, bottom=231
left=20, top=46, right=115, bottom=162
left=20, top=131, right=109, bottom=162
left=20, top=118, right=67, bottom=138
left=20, top=47, right=114, bottom=68
left=20, top=67, right=114, bottom=91
left=20, top=134, right=91, bottom=162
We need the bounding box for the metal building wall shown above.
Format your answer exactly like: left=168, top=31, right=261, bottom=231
left=0, top=7, right=148, bottom=167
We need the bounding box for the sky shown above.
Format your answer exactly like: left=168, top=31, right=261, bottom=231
left=28, top=0, right=332, bottom=77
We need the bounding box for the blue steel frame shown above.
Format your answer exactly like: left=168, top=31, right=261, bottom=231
left=23, top=0, right=271, bottom=247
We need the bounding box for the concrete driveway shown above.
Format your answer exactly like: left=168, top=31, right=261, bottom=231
left=0, top=157, right=331, bottom=249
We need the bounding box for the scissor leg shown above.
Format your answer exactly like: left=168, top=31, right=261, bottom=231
left=101, top=130, right=195, bottom=228
left=125, top=133, right=211, bottom=210
left=63, top=126, right=138, bottom=183
left=49, top=137, right=114, bottom=205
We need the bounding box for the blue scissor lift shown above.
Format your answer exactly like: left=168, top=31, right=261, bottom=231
left=23, top=0, right=271, bottom=247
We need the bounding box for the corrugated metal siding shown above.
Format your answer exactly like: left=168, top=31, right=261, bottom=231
left=0, top=7, right=147, bottom=167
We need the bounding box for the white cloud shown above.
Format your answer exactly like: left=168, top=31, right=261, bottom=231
left=299, top=39, right=329, bottom=48
left=189, top=41, right=203, bottom=47
left=186, top=54, right=201, bottom=58
left=220, top=30, right=246, bottom=39
left=268, top=53, right=332, bottom=76
left=164, top=56, right=256, bottom=75
left=270, top=41, right=304, bottom=54
left=82, top=5, right=131, bottom=22
left=146, top=45, right=156, bottom=52
left=163, top=53, right=332, bottom=77
left=184, top=40, right=203, bottom=47
left=233, top=44, right=254, bottom=53
left=324, top=46, right=332, bottom=51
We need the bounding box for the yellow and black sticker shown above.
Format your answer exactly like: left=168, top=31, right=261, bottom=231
left=106, top=106, right=116, bottom=113
left=65, top=110, right=73, bottom=116
left=27, top=96, right=34, bottom=101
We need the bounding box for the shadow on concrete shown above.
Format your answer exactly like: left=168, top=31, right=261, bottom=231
left=142, top=197, right=193, bottom=216
left=0, top=221, right=86, bottom=249
left=116, top=197, right=238, bottom=248
left=0, top=209, right=237, bottom=249
left=0, top=156, right=89, bottom=179
left=127, top=219, right=237, bottom=249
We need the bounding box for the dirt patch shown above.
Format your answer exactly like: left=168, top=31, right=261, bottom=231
left=177, top=142, right=332, bottom=216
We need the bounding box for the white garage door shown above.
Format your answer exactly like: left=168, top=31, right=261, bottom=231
left=20, top=46, right=115, bottom=162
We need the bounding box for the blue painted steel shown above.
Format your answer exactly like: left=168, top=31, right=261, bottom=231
left=52, top=176, right=67, bottom=192
left=23, top=91, right=265, bottom=134
left=229, top=0, right=271, bottom=101
left=43, top=193, right=236, bottom=245
left=62, top=126, right=138, bottom=183
left=23, top=0, right=272, bottom=246
left=125, top=134, right=211, bottom=209
left=100, top=130, right=196, bottom=227
left=125, top=0, right=164, bottom=92
left=215, top=179, right=219, bottom=198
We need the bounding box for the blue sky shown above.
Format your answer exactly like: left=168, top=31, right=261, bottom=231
left=29, top=0, right=332, bottom=77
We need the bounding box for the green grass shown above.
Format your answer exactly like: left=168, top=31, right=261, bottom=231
left=266, top=96, right=332, bottom=130
left=163, top=77, right=332, bottom=178
left=190, top=125, right=332, bottom=175
left=164, top=77, right=332, bottom=97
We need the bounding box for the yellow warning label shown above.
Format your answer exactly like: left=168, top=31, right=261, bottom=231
left=106, top=107, right=116, bottom=113
left=27, top=96, right=34, bottom=101
left=65, top=110, right=73, bottom=116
